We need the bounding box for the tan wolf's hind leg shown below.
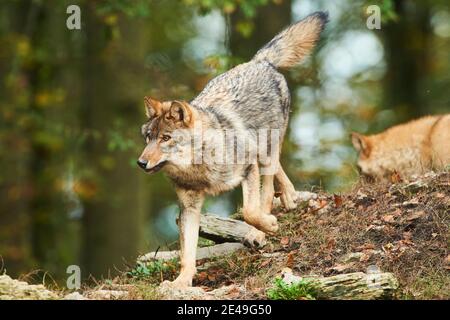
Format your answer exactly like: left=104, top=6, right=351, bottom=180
left=242, top=163, right=279, bottom=235
left=275, top=163, right=297, bottom=211
left=164, top=189, right=204, bottom=288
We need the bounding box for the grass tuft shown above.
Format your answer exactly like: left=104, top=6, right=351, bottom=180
left=127, top=259, right=178, bottom=280
left=266, top=277, right=319, bottom=300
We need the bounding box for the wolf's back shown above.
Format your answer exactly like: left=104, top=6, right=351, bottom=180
left=192, top=11, right=328, bottom=127
left=252, top=11, right=328, bottom=69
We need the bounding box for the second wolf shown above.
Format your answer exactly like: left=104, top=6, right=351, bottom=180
left=138, top=12, right=328, bottom=288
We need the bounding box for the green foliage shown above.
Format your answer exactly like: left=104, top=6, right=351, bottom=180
left=127, top=260, right=177, bottom=279
left=96, top=0, right=151, bottom=17
left=107, top=130, right=137, bottom=152
left=184, top=0, right=269, bottom=18
left=266, top=277, right=319, bottom=300
left=184, top=0, right=271, bottom=37
left=197, top=237, right=215, bottom=247
left=132, top=282, right=162, bottom=299
left=380, top=0, right=399, bottom=23
left=363, top=0, right=398, bottom=23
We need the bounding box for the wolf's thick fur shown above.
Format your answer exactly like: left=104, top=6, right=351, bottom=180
left=352, top=114, right=450, bottom=180
left=138, top=12, right=328, bottom=288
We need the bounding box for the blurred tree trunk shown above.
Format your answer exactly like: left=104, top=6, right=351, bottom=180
left=229, top=1, right=292, bottom=61
left=21, top=0, right=59, bottom=275
left=382, top=0, right=432, bottom=121
left=80, top=3, right=146, bottom=278
left=0, top=1, right=35, bottom=278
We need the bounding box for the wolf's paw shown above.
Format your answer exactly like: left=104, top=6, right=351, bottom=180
left=259, top=214, right=279, bottom=235
left=243, top=228, right=266, bottom=248
left=161, top=275, right=192, bottom=290
left=281, top=191, right=297, bottom=211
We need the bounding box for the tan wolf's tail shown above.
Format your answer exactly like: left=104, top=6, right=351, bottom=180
left=252, top=11, right=328, bottom=69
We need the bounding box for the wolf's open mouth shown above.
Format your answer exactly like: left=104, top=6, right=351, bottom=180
left=145, top=161, right=167, bottom=174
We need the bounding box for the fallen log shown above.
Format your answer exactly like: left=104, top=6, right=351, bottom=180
left=138, top=242, right=245, bottom=263
left=199, top=213, right=264, bottom=244
left=138, top=214, right=266, bottom=263
left=281, top=268, right=399, bottom=300
left=315, top=272, right=398, bottom=299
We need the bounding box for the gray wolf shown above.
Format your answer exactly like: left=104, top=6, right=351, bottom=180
left=351, top=114, right=450, bottom=181
left=137, top=12, right=328, bottom=288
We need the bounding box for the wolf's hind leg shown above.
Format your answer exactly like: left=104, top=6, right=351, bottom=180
left=242, top=163, right=278, bottom=235
left=164, top=188, right=204, bottom=288
left=275, top=164, right=297, bottom=211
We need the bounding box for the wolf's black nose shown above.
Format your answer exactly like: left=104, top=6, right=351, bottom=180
left=137, top=159, right=147, bottom=170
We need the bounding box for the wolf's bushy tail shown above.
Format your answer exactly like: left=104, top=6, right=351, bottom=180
left=252, top=11, right=328, bottom=69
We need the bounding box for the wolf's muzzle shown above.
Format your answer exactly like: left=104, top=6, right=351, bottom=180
left=137, top=159, right=167, bottom=174
left=137, top=159, right=148, bottom=170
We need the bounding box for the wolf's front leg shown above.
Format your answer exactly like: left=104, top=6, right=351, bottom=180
left=167, top=188, right=204, bottom=288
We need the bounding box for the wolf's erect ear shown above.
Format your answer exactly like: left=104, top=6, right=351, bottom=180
left=144, top=96, right=162, bottom=119
left=351, top=132, right=371, bottom=157
left=166, top=100, right=193, bottom=127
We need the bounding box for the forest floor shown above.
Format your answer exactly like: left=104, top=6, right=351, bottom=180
left=1, top=171, right=449, bottom=300
left=82, top=170, right=449, bottom=300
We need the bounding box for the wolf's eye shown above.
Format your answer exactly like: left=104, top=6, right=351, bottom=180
left=161, top=134, right=171, bottom=142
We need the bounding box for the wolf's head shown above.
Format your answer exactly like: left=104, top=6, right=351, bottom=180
left=351, top=131, right=415, bottom=181
left=351, top=132, right=383, bottom=181
left=137, top=97, right=196, bottom=174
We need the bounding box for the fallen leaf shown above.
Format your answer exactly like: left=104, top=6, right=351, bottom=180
left=201, top=285, right=212, bottom=291
left=333, top=194, right=343, bottom=207
left=326, top=238, right=336, bottom=250
left=286, top=252, right=294, bottom=268
left=310, top=199, right=328, bottom=213
left=435, top=192, right=445, bottom=199
left=444, top=255, right=450, bottom=265
left=207, top=274, right=216, bottom=281
left=406, top=210, right=425, bottom=221
left=403, top=231, right=412, bottom=240
left=259, top=259, right=271, bottom=268
left=392, top=208, right=402, bottom=217
left=197, top=272, right=208, bottom=282
left=390, top=170, right=403, bottom=183
left=280, top=236, right=290, bottom=246
left=382, top=214, right=395, bottom=223
left=359, top=252, right=371, bottom=262
left=398, top=239, right=414, bottom=246
left=226, top=286, right=240, bottom=297
left=357, top=243, right=375, bottom=251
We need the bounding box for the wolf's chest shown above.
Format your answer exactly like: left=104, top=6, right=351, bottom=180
left=165, top=165, right=244, bottom=195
